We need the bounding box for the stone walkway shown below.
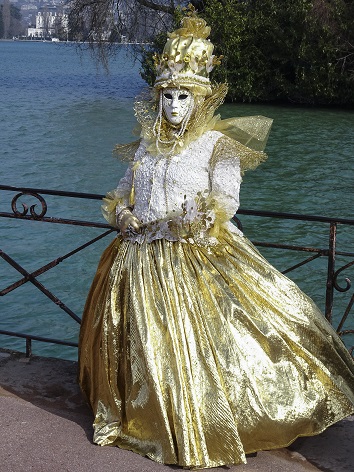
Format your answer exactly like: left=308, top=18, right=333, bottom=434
left=0, top=348, right=353, bottom=472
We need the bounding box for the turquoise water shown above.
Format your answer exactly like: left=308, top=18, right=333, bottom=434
left=1, top=41, right=353, bottom=359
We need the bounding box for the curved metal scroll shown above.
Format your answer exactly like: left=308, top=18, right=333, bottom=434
left=11, top=192, right=47, bottom=219
left=333, top=260, right=354, bottom=293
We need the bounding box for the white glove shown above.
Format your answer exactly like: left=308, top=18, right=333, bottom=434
left=116, top=207, right=141, bottom=237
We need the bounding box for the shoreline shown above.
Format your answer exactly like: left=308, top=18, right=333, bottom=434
left=0, top=38, right=148, bottom=45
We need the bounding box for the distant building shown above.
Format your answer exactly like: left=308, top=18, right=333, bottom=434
left=27, top=5, right=68, bottom=39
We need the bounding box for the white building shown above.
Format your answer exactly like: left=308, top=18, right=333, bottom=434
left=27, top=6, right=68, bottom=39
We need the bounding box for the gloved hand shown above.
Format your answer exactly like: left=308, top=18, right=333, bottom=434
left=116, top=207, right=141, bottom=237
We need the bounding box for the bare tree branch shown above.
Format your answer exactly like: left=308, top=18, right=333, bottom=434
left=66, top=0, right=186, bottom=43
left=136, top=0, right=176, bottom=15
left=65, top=0, right=187, bottom=68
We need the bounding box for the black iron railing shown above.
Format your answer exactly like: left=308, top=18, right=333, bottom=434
left=1, top=184, right=353, bottom=357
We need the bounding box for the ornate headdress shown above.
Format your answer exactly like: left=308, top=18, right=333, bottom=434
left=153, top=9, right=222, bottom=96
left=113, top=8, right=272, bottom=164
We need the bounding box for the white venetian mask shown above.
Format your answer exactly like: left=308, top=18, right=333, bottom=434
left=162, top=88, right=193, bottom=126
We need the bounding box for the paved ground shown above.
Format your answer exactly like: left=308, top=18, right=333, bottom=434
left=0, top=348, right=353, bottom=472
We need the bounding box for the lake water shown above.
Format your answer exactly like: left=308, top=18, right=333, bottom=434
left=1, top=41, right=354, bottom=360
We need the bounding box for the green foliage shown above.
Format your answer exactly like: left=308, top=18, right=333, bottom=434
left=140, top=0, right=354, bottom=106
left=203, top=0, right=354, bottom=105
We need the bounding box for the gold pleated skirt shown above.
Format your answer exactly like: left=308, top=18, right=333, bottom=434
left=79, top=230, right=354, bottom=469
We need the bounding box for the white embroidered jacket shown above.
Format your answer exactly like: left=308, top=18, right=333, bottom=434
left=103, top=130, right=243, bottom=245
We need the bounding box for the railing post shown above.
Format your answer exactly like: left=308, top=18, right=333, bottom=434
left=325, top=222, right=337, bottom=324
left=26, top=337, right=32, bottom=358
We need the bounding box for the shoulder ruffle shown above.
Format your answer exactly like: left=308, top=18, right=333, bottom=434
left=211, top=115, right=273, bottom=174
left=113, top=139, right=141, bottom=162
left=210, top=134, right=268, bottom=175
left=214, top=115, right=273, bottom=152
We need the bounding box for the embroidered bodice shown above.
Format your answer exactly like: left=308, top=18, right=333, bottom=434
left=103, top=130, right=244, bottom=244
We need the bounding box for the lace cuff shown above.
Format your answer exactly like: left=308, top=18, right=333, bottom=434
left=101, top=189, right=131, bottom=227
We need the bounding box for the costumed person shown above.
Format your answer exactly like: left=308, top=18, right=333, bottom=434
left=79, top=10, right=354, bottom=470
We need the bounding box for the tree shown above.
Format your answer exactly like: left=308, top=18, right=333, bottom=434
left=0, top=1, right=23, bottom=39
left=67, top=0, right=187, bottom=43
left=66, top=0, right=354, bottom=105
left=66, top=0, right=187, bottom=65
left=198, top=0, right=354, bottom=105
left=2, top=0, right=11, bottom=39
left=42, top=6, right=51, bottom=39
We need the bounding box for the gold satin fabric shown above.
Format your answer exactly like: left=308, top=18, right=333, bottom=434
left=79, top=230, right=354, bottom=469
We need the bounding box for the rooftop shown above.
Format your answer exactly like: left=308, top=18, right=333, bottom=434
left=0, top=348, right=353, bottom=472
